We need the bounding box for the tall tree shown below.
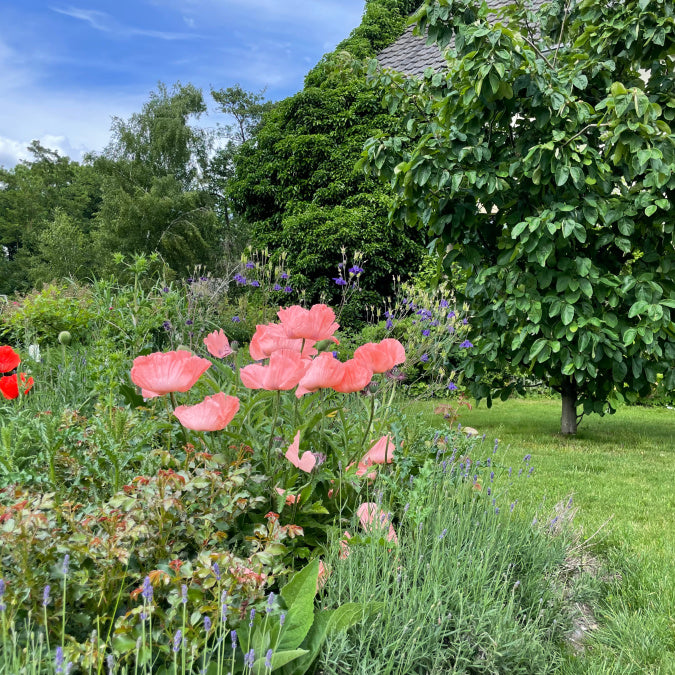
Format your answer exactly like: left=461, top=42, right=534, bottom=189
left=227, top=0, right=429, bottom=324
left=0, top=142, right=101, bottom=294
left=92, top=83, right=223, bottom=276
left=364, top=0, right=675, bottom=433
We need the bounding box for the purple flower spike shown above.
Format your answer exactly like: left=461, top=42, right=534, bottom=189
left=43, top=585, right=51, bottom=607
left=213, top=562, right=221, bottom=581
left=204, top=615, right=212, bottom=633
left=173, top=629, right=182, bottom=653
left=141, top=576, right=153, bottom=603
left=62, top=554, right=70, bottom=575
left=265, top=649, right=273, bottom=669
left=55, top=646, right=64, bottom=674
left=231, top=630, right=237, bottom=650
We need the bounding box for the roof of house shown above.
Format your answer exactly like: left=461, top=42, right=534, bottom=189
left=377, top=0, right=547, bottom=76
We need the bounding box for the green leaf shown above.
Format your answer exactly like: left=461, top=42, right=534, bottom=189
left=623, top=328, right=637, bottom=346
left=253, top=650, right=309, bottom=675
left=628, top=300, right=649, bottom=318
left=279, top=559, right=320, bottom=650
left=555, top=164, right=570, bottom=186
left=645, top=204, right=657, bottom=217
left=561, top=304, right=574, bottom=326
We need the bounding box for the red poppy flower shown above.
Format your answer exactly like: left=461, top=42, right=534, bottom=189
left=240, top=349, right=309, bottom=391
left=354, top=338, right=406, bottom=373
left=0, top=373, right=34, bottom=399
left=173, top=393, right=240, bottom=431
left=203, top=329, right=233, bottom=359
left=277, top=304, right=339, bottom=341
left=130, top=350, right=211, bottom=398
left=0, top=346, right=21, bottom=373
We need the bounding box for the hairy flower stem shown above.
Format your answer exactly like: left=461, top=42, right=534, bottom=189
left=359, top=394, right=377, bottom=453
left=169, top=392, right=189, bottom=448
left=267, top=390, right=281, bottom=470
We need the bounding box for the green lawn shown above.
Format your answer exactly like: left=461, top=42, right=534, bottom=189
left=410, top=396, right=675, bottom=673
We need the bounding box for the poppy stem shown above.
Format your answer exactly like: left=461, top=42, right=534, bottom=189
left=267, top=390, right=281, bottom=470
left=169, top=392, right=189, bottom=449
left=359, top=393, right=376, bottom=453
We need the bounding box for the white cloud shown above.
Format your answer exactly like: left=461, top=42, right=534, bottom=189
left=51, top=5, right=201, bottom=40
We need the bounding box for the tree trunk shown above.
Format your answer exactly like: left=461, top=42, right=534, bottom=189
left=560, top=379, right=578, bottom=435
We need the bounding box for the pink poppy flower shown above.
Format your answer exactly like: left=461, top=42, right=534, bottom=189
left=357, top=502, right=398, bottom=543
left=173, top=393, right=240, bottom=431
left=354, top=339, right=406, bottom=373
left=332, top=359, right=373, bottom=394
left=285, top=430, right=316, bottom=473
left=131, top=350, right=211, bottom=398
left=275, top=486, right=299, bottom=505
left=0, top=373, right=34, bottom=400
left=296, top=352, right=345, bottom=397
left=361, top=435, right=396, bottom=466
left=249, top=323, right=317, bottom=361
left=0, top=346, right=21, bottom=373
left=203, top=329, right=233, bottom=358
left=277, top=304, right=339, bottom=342
left=240, top=349, right=309, bottom=391
left=339, top=531, right=352, bottom=559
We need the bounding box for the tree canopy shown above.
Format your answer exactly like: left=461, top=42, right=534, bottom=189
left=227, top=0, right=429, bottom=324
left=364, top=0, right=675, bottom=432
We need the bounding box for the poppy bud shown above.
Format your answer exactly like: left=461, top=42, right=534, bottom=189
left=314, top=338, right=336, bottom=353
left=230, top=341, right=240, bottom=352
left=58, top=331, right=72, bottom=346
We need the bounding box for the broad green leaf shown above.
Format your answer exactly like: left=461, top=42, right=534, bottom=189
left=279, top=559, right=320, bottom=649
left=561, top=304, right=574, bottom=326
left=623, top=328, right=637, bottom=346
left=628, top=300, right=649, bottom=318
left=555, top=164, right=570, bottom=186
left=253, top=650, right=309, bottom=675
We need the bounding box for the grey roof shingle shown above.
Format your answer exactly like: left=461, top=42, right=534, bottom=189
left=377, top=0, right=547, bottom=76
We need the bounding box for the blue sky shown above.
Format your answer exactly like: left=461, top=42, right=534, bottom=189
left=0, top=0, right=366, bottom=167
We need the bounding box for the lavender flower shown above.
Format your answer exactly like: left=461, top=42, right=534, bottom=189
left=249, top=607, right=256, bottom=627
left=213, top=562, right=221, bottom=581
left=438, top=528, right=448, bottom=540
left=204, top=615, right=212, bottom=633
left=43, top=585, right=51, bottom=607
left=55, top=646, right=65, bottom=674
left=279, top=613, right=286, bottom=627
left=231, top=630, right=237, bottom=650
left=266, top=592, right=275, bottom=613
left=0, top=578, right=5, bottom=612
left=244, top=648, right=255, bottom=668
left=265, top=648, right=273, bottom=669
left=106, top=654, right=114, bottom=675
left=181, top=584, right=188, bottom=604
left=141, top=576, right=153, bottom=603
left=173, top=629, right=182, bottom=652
left=62, top=554, right=70, bottom=575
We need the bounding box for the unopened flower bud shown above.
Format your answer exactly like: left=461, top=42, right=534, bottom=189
left=58, top=331, right=71, bottom=346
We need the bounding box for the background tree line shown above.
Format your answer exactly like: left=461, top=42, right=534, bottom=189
left=1, top=0, right=427, bottom=324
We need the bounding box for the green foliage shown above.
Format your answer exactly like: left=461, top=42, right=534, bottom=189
left=0, top=142, right=102, bottom=294
left=0, top=283, right=95, bottom=344
left=363, top=0, right=675, bottom=432
left=91, top=83, right=226, bottom=277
